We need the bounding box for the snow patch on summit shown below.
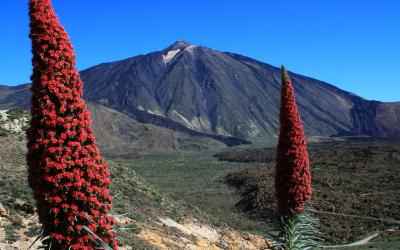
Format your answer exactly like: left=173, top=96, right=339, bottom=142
left=184, top=45, right=196, bottom=53
left=162, top=49, right=180, bottom=63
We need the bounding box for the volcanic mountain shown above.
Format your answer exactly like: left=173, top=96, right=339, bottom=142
left=1, top=41, right=399, bottom=149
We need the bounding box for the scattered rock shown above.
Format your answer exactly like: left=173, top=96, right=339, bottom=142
left=117, top=216, right=134, bottom=226
left=0, top=203, right=8, bottom=217
left=144, top=217, right=271, bottom=249
left=13, top=199, right=35, bottom=214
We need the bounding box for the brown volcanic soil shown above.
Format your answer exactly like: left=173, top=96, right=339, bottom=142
left=216, top=138, right=400, bottom=244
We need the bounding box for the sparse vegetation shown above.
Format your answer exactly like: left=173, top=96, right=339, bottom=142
left=2, top=132, right=400, bottom=248
left=218, top=138, right=400, bottom=246
left=114, top=152, right=269, bottom=233
left=108, top=138, right=400, bottom=248
left=0, top=135, right=269, bottom=249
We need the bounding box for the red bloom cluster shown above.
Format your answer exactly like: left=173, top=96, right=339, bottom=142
left=275, top=66, right=312, bottom=215
left=27, top=0, right=116, bottom=249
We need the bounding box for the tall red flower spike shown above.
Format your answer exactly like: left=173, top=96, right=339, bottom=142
left=275, top=65, right=312, bottom=215
left=27, top=0, right=117, bottom=249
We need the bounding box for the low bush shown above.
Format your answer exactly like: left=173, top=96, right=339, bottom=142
left=6, top=107, right=25, bottom=120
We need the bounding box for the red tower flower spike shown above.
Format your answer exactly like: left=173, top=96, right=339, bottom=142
left=27, top=0, right=116, bottom=248
left=275, top=65, right=312, bottom=215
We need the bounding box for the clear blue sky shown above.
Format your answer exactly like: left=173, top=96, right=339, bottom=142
left=1, top=1, right=399, bottom=102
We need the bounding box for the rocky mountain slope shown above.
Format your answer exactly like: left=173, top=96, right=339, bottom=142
left=78, top=41, right=400, bottom=139
left=0, top=105, right=239, bottom=152
left=1, top=41, right=399, bottom=146
left=87, top=102, right=230, bottom=151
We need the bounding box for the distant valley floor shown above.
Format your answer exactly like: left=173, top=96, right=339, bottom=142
left=113, top=138, right=400, bottom=248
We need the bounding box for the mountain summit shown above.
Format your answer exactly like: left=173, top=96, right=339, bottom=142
left=1, top=41, right=399, bottom=145
left=164, top=40, right=192, bottom=51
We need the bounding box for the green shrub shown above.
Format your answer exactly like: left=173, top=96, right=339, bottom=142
left=6, top=107, right=26, bottom=120
left=0, top=127, right=9, bottom=137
